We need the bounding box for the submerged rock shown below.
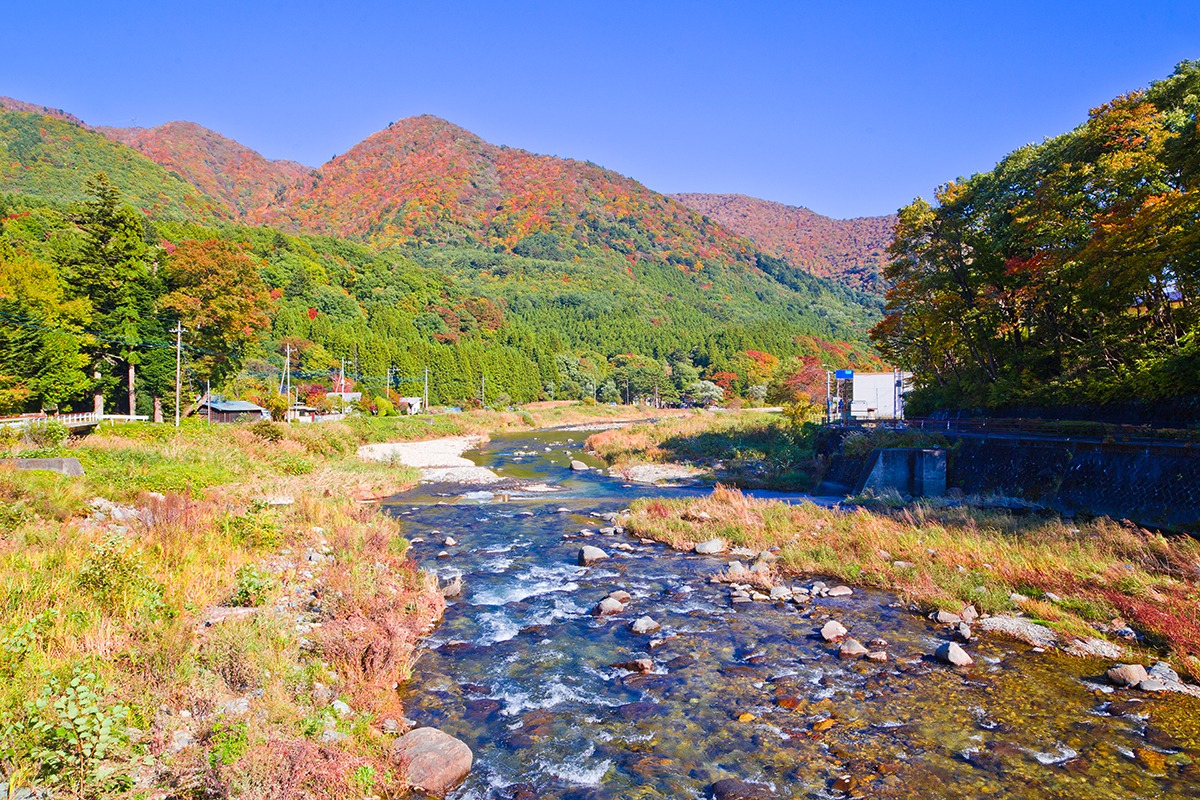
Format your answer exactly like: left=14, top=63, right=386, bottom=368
left=392, top=727, right=473, bottom=797
left=710, top=778, right=776, bottom=799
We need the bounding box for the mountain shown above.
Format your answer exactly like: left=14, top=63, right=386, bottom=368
left=97, top=121, right=311, bottom=218
left=670, top=193, right=894, bottom=294
left=0, top=104, right=228, bottom=222
left=253, top=115, right=762, bottom=271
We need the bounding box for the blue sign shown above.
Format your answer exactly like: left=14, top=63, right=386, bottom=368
left=835, top=369, right=854, bottom=380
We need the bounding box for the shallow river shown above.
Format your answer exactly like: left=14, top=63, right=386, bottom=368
left=388, top=431, right=1200, bottom=799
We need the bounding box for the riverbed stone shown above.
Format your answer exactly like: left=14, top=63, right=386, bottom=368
left=570, top=460, right=589, bottom=471
left=978, top=615, right=1057, bottom=649
left=578, top=546, right=609, bottom=566
left=957, top=622, right=973, bottom=641
left=631, top=616, right=661, bottom=635
left=695, top=538, right=727, bottom=555
left=936, top=610, right=963, bottom=625
left=961, top=604, right=979, bottom=623
left=839, top=638, right=869, bottom=659
left=827, top=585, right=853, bottom=597
left=936, top=642, right=973, bottom=666
left=594, top=597, right=625, bottom=616
left=1107, top=663, right=1149, bottom=687
left=709, top=778, right=776, bottom=799
left=391, top=727, right=473, bottom=797
left=1063, top=637, right=1122, bottom=658
left=608, top=590, right=632, bottom=604
left=821, top=620, right=848, bottom=641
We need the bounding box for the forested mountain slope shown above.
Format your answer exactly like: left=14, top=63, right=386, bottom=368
left=0, top=105, right=228, bottom=223
left=671, top=193, right=894, bottom=294
left=97, top=121, right=311, bottom=218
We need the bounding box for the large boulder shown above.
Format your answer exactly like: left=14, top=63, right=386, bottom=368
left=820, top=620, right=848, bottom=641
left=1107, top=663, right=1149, bottom=687
left=392, top=727, right=473, bottom=797
left=935, top=642, right=973, bottom=667
left=570, top=460, right=589, bottom=471
left=578, top=546, right=609, bottom=566
left=694, top=538, right=727, bottom=555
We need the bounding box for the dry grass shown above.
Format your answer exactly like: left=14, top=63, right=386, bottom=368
left=627, top=486, right=1200, bottom=678
left=0, top=415, right=459, bottom=798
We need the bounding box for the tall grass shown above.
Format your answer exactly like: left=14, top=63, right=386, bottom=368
left=627, top=486, right=1200, bottom=677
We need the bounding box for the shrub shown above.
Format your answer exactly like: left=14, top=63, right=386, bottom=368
left=24, top=419, right=69, bottom=454
left=275, top=452, right=314, bottom=476
left=77, top=534, right=146, bottom=606
left=228, top=512, right=283, bottom=550
left=232, top=564, right=276, bottom=607
left=249, top=420, right=284, bottom=443
left=15, top=668, right=129, bottom=796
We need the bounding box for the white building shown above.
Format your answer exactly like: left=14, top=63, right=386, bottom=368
left=849, top=371, right=911, bottom=421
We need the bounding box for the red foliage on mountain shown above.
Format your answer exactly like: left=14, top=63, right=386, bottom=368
left=670, top=193, right=895, bottom=293
left=96, top=121, right=312, bottom=218
left=252, top=115, right=760, bottom=270
left=0, top=96, right=85, bottom=126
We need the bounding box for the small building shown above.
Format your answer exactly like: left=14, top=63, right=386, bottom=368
left=849, top=371, right=912, bottom=421
left=195, top=397, right=270, bottom=424
left=325, top=391, right=362, bottom=411
left=399, top=396, right=423, bottom=415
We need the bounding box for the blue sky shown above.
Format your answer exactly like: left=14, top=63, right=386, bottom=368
left=4, top=1, right=1199, bottom=218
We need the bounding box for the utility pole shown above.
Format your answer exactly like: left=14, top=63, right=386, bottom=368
left=206, top=379, right=211, bottom=425
left=171, top=322, right=185, bottom=428
left=480, top=373, right=485, bottom=408
left=281, top=343, right=292, bottom=421
left=423, top=367, right=429, bottom=414
left=825, top=370, right=832, bottom=425
left=340, top=358, right=346, bottom=414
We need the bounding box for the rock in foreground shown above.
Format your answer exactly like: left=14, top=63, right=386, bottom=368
left=936, top=642, right=973, bottom=666
left=579, top=545, right=609, bottom=566
left=392, top=727, right=473, bottom=797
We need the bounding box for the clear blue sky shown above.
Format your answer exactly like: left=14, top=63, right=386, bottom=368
left=4, top=1, right=1199, bottom=218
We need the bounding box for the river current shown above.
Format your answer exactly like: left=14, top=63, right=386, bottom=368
left=388, top=431, right=1200, bottom=799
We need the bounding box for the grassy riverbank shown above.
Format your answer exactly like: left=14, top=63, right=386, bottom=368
left=0, top=401, right=658, bottom=798
left=587, top=410, right=819, bottom=488
left=626, top=486, right=1200, bottom=679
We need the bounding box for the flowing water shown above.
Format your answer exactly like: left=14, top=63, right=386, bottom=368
left=389, top=431, right=1200, bottom=799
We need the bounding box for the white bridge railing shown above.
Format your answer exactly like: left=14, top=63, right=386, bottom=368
left=0, top=413, right=148, bottom=430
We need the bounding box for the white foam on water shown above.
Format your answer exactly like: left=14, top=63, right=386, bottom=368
left=470, top=564, right=584, bottom=606
left=1025, top=744, right=1078, bottom=765
left=482, top=557, right=514, bottom=574
left=541, top=744, right=611, bottom=787
left=461, top=491, right=494, bottom=501
left=477, top=611, right=520, bottom=644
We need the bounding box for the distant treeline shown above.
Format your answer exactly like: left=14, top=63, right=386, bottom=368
left=872, top=61, right=1200, bottom=416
